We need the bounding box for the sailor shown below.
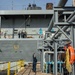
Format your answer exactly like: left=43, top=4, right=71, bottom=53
left=39, top=28, right=43, bottom=38
left=32, top=53, right=37, bottom=72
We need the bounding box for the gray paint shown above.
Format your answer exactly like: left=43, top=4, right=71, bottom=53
left=2, top=18, right=50, bottom=28
left=54, top=42, right=57, bottom=75
left=1, top=17, right=50, bottom=38
left=0, top=10, right=53, bottom=15
left=0, top=16, right=1, bottom=38
left=0, top=15, right=50, bottom=62
left=0, top=39, right=41, bottom=62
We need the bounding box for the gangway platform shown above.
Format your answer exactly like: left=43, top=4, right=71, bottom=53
left=17, top=63, right=61, bottom=75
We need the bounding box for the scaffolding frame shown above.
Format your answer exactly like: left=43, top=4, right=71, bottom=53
left=38, top=7, right=75, bottom=75
left=50, top=7, right=75, bottom=75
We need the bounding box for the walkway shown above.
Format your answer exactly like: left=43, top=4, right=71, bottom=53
left=17, top=63, right=60, bottom=75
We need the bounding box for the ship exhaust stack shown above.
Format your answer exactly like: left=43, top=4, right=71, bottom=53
left=73, top=0, right=75, bottom=6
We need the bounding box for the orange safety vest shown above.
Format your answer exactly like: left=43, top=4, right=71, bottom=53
left=68, top=45, right=75, bottom=64
left=74, top=50, right=75, bottom=61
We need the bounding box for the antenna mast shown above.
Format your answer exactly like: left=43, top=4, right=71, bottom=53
left=12, top=0, right=13, bottom=10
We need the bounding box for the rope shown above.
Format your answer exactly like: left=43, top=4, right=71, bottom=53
left=19, top=16, right=30, bottom=28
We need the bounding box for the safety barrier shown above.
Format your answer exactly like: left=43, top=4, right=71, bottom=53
left=0, top=60, right=25, bottom=75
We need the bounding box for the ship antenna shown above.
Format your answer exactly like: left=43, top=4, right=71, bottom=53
left=12, top=0, right=13, bottom=10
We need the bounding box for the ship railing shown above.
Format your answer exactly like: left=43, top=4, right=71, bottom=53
left=0, top=60, right=25, bottom=75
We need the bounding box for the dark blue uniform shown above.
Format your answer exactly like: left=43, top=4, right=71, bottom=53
left=32, top=54, right=37, bottom=72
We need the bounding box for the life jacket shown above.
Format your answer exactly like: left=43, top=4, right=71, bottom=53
left=68, top=45, right=75, bottom=64
left=74, top=50, right=75, bottom=62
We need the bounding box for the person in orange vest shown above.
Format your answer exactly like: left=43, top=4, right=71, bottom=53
left=32, top=53, right=37, bottom=73
left=74, top=50, right=75, bottom=62
left=64, top=42, right=75, bottom=64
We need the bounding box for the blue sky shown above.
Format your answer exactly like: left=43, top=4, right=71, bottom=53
left=0, top=0, right=72, bottom=10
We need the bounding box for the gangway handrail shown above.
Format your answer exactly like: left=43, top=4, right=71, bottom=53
left=0, top=62, right=22, bottom=71
left=0, top=60, right=19, bottom=64
left=0, top=60, right=25, bottom=75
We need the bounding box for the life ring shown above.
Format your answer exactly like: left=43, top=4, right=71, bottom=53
left=64, top=45, right=75, bottom=64
left=68, top=45, right=75, bottom=64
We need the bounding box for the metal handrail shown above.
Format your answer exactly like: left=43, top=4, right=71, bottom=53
left=0, top=60, right=25, bottom=75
